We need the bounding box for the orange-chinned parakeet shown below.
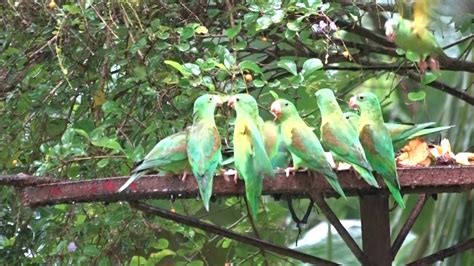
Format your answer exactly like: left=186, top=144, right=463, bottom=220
left=315, top=89, right=379, bottom=188
left=385, top=0, right=446, bottom=72
left=187, top=94, right=223, bottom=211
left=262, top=120, right=290, bottom=170
left=118, top=130, right=190, bottom=192
left=228, top=94, right=274, bottom=217
left=344, top=112, right=454, bottom=150
left=270, top=99, right=346, bottom=199
left=349, top=93, right=405, bottom=208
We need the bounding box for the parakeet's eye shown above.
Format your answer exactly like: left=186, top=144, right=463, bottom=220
left=209, top=97, right=213, bottom=101
left=284, top=103, right=289, bottom=106
left=236, top=98, right=240, bottom=102
left=358, top=95, right=365, bottom=100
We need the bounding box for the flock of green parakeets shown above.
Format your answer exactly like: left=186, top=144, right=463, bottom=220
left=118, top=89, right=452, bottom=217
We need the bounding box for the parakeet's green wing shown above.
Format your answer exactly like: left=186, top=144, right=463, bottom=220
left=321, top=123, right=372, bottom=170
left=360, top=124, right=405, bottom=208
left=118, top=131, right=188, bottom=192
left=287, top=126, right=346, bottom=198
left=187, top=122, right=222, bottom=211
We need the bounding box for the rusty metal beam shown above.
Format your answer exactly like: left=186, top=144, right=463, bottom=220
left=360, top=194, right=392, bottom=266
left=0, top=166, right=471, bottom=207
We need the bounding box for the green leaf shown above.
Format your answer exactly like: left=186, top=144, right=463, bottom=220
left=83, top=245, right=99, bottom=256
left=73, top=129, right=90, bottom=140
left=253, top=79, right=265, bottom=87
left=302, top=58, right=323, bottom=77
left=97, top=159, right=109, bottom=168
left=225, top=24, right=241, bottom=39
left=194, top=25, right=208, bottom=34
left=405, top=50, right=421, bottom=62
left=130, top=256, right=148, bottom=266
left=175, top=43, right=190, bottom=52
left=188, top=261, right=204, bottom=266
left=149, top=249, right=176, bottom=264
left=239, top=60, right=262, bottom=74
left=269, top=90, right=279, bottom=99
left=233, top=41, right=247, bottom=50
left=151, top=238, right=169, bottom=250
left=256, top=16, right=272, bottom=30
left=63, top=4, right=81, bottom=15
left=422, top=72, right=438, bottom=85
left=271, top=10, right=285, bottom=23
left=277, top=59, right=297, bottom=75
left=164, top=60, right=191, bottom=77
left=222, top=238, right=232, bottom=248
left=183, top=63, right=201, bottom=76
left=180, top=26, right=194, bottom=39
left=287, top=21, right=301, bottom=31
left=408, top=90, right=426, bottom=101
left=91, top=137, right=123, bottom=152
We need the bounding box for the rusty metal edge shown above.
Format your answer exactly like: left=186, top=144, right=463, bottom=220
left=7, top=165, right=474, bottom=207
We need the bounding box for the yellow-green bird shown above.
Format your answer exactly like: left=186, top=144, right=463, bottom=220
left=271, top=99, right=346, bottom=198
left=315, top=89, right=379, bottom=188
left=349, top=93, right=405, bottom=208
left=187, top=94, right=224, bottom=211
left=228, top=94, right=274, bottom=217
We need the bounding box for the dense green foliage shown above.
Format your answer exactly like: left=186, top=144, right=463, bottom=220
left=1, top=1, right=472, bottom=265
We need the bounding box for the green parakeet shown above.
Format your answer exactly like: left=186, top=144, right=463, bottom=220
left=262, top=121, right=290, bottom=169
left=187, top=94, right=223, bottom=211
left=118, top=130, right=190, bottom=192
left=385, top=16, right=444, bottom=71
left=270, top=99, right=346, bottom=199
left=344, top=112, right=454, bottom=150
left=349, top=93, right=405, bottom=208
left=315, top=89, right=379, bottom=188
left=228, top=94, right=274, bottom=217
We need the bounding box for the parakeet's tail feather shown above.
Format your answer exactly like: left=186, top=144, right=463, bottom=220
left=245, top=175, right=263, bottom=218
left=118, top=171, right=145, bottom=192
left=196, top=172, right=214, bottom=212
left=352, top=164, right=380, bottom=188
left=384, top=177, right=406, bottom=209
left=323, top=172, right=347, bottom=199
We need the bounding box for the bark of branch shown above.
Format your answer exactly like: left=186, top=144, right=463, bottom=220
left=405, top=71, right=474, bottom=105
left=391, top=194, right=429, bottom=259
left=407, top=238, right=474, bottom=265
left=130, top=201, right=338, bottom=265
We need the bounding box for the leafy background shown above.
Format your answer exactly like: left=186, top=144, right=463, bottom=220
left=0, top=0, right=473, bottom=265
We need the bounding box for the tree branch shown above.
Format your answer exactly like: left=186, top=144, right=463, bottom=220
left=130, top=201, right=338, bottom=265
left=391, top=194, right=429, bottom=259
left=405, top=71, right=474, bottom=105
left=407, top=238, right=474, bottom=265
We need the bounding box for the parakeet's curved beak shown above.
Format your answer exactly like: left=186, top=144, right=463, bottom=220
left=270, top=101, right=282, bottom=119
left=384, top=20, right=395, bottom=42
left=348, top=96, right=358, bottom=109
left=227, top=96, right=236, bottom=109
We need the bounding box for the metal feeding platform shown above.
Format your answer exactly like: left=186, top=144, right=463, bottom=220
left=1, top=165, right=473, bottom=265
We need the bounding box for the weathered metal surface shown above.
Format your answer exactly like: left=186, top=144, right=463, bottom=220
left=0, top=174, right=56, bottom=187
left=6, top=166, right=473, bottom=207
